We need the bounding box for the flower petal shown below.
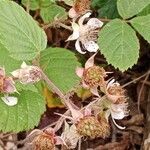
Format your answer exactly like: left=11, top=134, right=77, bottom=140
left=21, top=61, right=28, bottom=68
left=83, top=41, right=99, bottom=52
left=3, top=78, right=16, bottom=93
left=68, top=8, right=78, bottom=18
left=111, top=104, right=128, bottom=120
left=66, top=22, right=80, bottom=41
left=112, top=117, right=125, bottom=130
left=1, top=96, right=18, bottom=106
left=75, top=40, right=86, bottom=54
left=90, top=86, right=100, bottom=97
left=78, top=12, right=92, bottom=26
left=11, top=69, right=20, bottom=78
left=87, top=18, right=103, bottom=28
left=76, top=67, right=84, bottom=78
left=85, top=52, right=97, bottom=69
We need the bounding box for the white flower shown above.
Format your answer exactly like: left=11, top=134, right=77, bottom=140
left=105, top=101, right=129, bottom=129
left=11, top=62, right=41, bottom=84
left=66, top=12, right=103, bottom=54
left=1, top=96, right=18, bottom=106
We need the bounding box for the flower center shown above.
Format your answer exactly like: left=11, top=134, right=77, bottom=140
left=107, top=84, right=126, bottom=103
left=107, top=84, right=124, bottom=96
left=83, top=66, right=106, bottom=87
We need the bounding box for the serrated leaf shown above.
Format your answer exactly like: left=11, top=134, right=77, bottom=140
left=22, top=0, right=55, bottom=10
left=98, top=19, right=139, bottom=71
left=0, top=90, right=45, bottom=132
left=130, top=15, right=150, bottom=43
left=92, top=0, right=120, bottom=19
left=40, top=48, right=80, bottom=93
left=117, top=0, right=150, bottom=19
left=0, top=42, right=21, bottom=73
left=40, top=4, right=67, bottom=23
left=0, top=1, right=47, bottom=60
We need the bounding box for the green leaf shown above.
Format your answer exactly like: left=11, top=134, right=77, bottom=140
left=130, top=15, right=150, bottom=43
left=22, top=0, right=40, bottom=10
left=40, top=47, right=80, bottom=93
left=138, top=4, right=150, bottom=16
left=0, top=90, right=45, bottom=132
left=40, top=4, right=67, bottom=23
left=0, top=1, right=47, bottom=60
left=0, top=43, right=21, bottom=73
left=98, top=19, right=139, bottom=71
left=92, top=0, right=120, bottom=19
left=22, top=0, right=55, bottom=10
left=117, top=0, right=150, bottom=19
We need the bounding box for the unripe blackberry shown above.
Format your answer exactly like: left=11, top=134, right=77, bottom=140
left=32, top=132, right=55, bottom=150
left=83, top=66, right=106, bottom=87
left=76, top=116, right=110, bottom=139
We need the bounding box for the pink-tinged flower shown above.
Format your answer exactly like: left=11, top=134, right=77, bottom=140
left=66, top=12, right=103, bottom=54
left=0, top=67, right=16, bottom=94
left=11, top=62, right=41, bottom=84
left=1, top=96, right=18, bottom=106
left=104, top=79, right=126, bottom=103
left=76, top=53, right=107, bottom=97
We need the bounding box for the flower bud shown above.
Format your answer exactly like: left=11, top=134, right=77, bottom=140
left=11, top=62, right=41, bottom=84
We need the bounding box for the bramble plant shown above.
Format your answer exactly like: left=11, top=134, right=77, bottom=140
left=0, top=0, right=150, bottom=149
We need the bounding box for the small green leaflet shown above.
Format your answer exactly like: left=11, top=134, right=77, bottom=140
left=98, top=19, right=139, bottom=71
left=92, top=0, right=120, bottom=19
left=117, top=0, right=150, bottom=19
left=130, top=14, right=150, bottom=43
left=40, top=4, right=67, bottom=23
left=0, top=1, right=47, bottom=60
left=22, top=0, right=55, bottom=10
left=40, top=48, right=81, bottom=93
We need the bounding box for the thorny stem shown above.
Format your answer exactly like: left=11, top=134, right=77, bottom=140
left=42, top=22, right=72, bottom=31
